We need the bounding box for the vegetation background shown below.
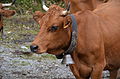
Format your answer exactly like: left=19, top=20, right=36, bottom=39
left=0, top=0, right=64, bottom=14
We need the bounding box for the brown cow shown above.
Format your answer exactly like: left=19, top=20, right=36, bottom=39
left=0, top=1, right=16, bottom=38
left=30, top=0, right=120, bottom=79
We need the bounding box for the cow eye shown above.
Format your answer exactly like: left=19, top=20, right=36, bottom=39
left=49, top=26, right=59, bottom=32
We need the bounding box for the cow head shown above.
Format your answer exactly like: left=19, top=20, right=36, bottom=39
left=30, top=5, right=72, bottom=55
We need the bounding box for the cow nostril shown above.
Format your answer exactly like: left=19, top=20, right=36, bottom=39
left=30, top=45, right=38, bottom=52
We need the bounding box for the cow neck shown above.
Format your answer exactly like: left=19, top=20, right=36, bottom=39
left=64, top=14, right=78, bottom=54
left=56, top=14, right=78, bottom=59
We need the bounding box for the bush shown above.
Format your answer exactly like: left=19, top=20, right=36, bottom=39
left=0, top=0, right=64, bottom=15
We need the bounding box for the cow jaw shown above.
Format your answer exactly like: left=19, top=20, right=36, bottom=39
left=31, top=44, right=65, bottom=55
left=31, top=41, right=66, bottom=55
left=47, top=48, right=65, bottom=55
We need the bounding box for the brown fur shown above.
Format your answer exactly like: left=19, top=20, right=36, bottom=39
left=31, top=0, right=120, bottom=79
left=63, top=0, right=108, bottom=13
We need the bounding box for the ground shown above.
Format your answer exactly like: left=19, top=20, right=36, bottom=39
left=0, top=14, right=117, bottom=79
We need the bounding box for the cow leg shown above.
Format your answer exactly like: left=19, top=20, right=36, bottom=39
left=70, top=51, right=93, bottom=79
left=91, top=62, right=106, bottom=79
left=69, top=62, right=92, bottom=79
left=90, top=52, right=106, bottom=79
left=69, top=64, right=81, bottom=79
left=90, top=40, right=106, bottom=79
left=0, top=27, right=3, bottom=39
left=110, top=69, right=118, bottom=79
left=90, top=49, right=106, bottom=79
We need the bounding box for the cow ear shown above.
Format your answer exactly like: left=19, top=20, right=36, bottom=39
left=33, top=11, right=45, bottom=24
left=63, top=16, right=72, bottom=29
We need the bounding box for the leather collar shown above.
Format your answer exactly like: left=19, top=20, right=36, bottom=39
left=56, top=14, right=78, bottom=59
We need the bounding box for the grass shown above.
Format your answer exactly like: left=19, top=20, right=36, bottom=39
left=0, top=14, right=57, bottom=61
left=20, top=54, right=56, bottom=61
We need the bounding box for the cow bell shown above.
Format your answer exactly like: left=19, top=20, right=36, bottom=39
left=61, top=54, right=74, bottom=65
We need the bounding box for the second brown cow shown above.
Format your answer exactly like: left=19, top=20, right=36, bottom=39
left=63, top=0, right=108, bottom=13
left=0, top=1, right=16, bottom=38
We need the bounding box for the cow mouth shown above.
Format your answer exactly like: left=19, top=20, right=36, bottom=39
left=47, top=49, right=65, bottom=59
left=32, top=48, right=64, bottom=57
left=35, top=49, right=47, bottom=54
left=30, top=45, right=47, bottom=54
